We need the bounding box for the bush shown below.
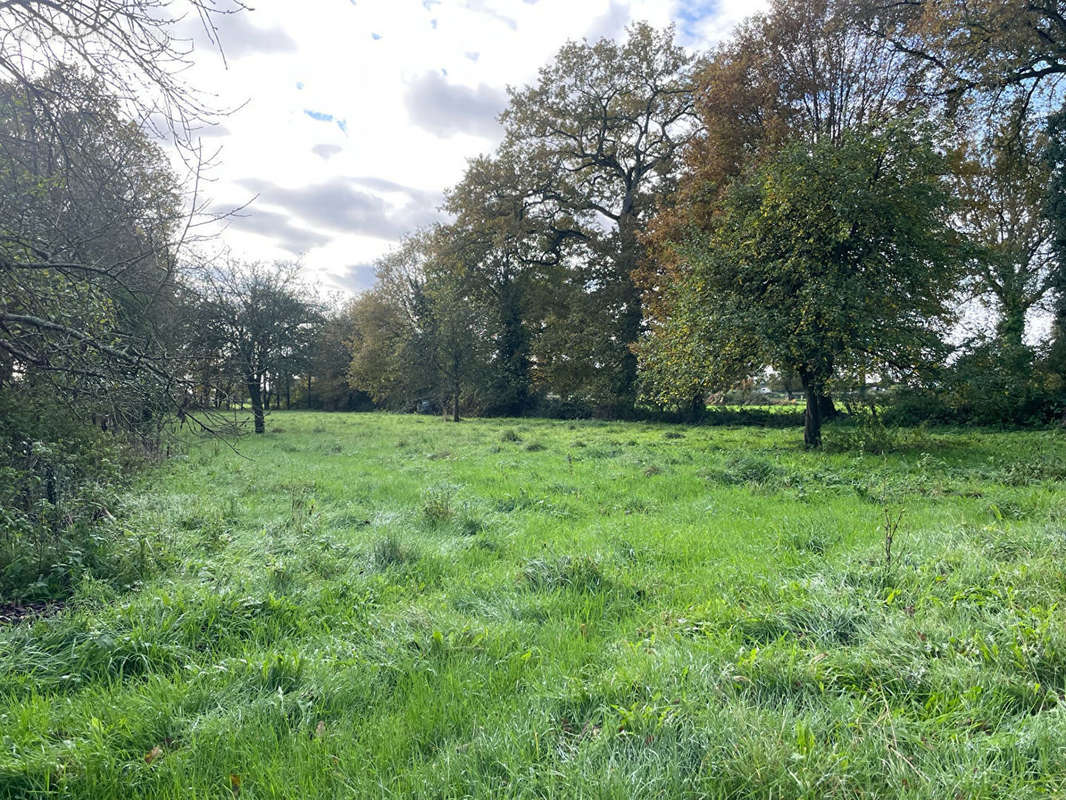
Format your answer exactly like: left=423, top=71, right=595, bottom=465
left=0, top=390, right=153, bottom=600
left=884, top=340, right=1061, bottom=426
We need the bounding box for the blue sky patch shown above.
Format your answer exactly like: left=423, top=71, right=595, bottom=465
left=674, top=0, right=718, bottom=39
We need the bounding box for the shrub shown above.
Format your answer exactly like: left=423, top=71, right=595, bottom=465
left=884, top=340, right=1061, bottom=426
left=0, top=390, right=155, bottom=601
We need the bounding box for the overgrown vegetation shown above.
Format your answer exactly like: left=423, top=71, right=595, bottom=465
left=3, top=0, right=1066, bottom=794
left=1, top=412, right=1064, bottom=797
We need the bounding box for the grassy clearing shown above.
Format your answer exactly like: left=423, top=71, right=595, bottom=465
left=2, top=412, right=1066, bottom=798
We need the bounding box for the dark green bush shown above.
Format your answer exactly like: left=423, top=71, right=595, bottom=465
left=884, top=340, right=1062, bottom=426
left=0, top=390, right=154, bottom=600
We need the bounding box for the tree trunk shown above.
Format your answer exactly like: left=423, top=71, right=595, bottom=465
left=689, top=389, right=706, bottom=422
left=306, top=374, right=312, bottom=409
left=246, top=373, right=265, bottom=434
left=452, top=385, right=461, bottom=422
left=285, top=377, right=291, bottom=410
left=997, top=303, right=1027, bottom=351
left=496, top=281, right=531, bottom=415
left=818, top=394, right=838, bottom=421
left=614, top=208, right=642, bottom=413
left=803, top=380, right=823, bottom=449
left=1049, top=300, right=1066, bottom=377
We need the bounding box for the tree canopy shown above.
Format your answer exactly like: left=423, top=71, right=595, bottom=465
left=641, top=122, right=962, bottom=446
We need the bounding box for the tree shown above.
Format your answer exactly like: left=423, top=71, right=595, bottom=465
left=1044, top=107, right=1066, bottom=369
left=868, top=0, right=1066, bottom=99
left=639, top=0, right=928, bottom=419
left=347, top=289, right=424, bottom=412
left=0, top=72, right=185, bottom=434
left=422, top=255, right=486, bottom=421
left=0, top=0, right=247, bottom=442
left=300, top=301, right=370, bottom=411
left=0, top=1, right=245, bottom=597
left=444, top=154, right=553, bottom=416
left=0, top=0, right=243, bottom=149
left=347, top=229, right=488, bottom=420
left=642, top=122, right=960, bottom=447
left=957, top=116, right=1057, bottom=348
left=684, top=0, right=925, bottom=201
left=348, top=233, right=438, bottom=412
left=865, top=0, right=1066, bottom=376
left=501, top=23, right=698, bottom=411
left=194, top=261, right=320, bottom=434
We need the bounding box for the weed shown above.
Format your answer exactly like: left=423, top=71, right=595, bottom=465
left=457, top=513, right=484, bottom=536
left=289, top=484, right=316, bottom=530
left=421, top=485, right=456, bottom=523
left=881, top=505, right=904, bottom=572
left=259, top=651, right=304, bottom=693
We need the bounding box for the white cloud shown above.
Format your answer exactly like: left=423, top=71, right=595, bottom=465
left=179, top=0, right=762, bottom=293
left=405, top=71, right=507, bottom=139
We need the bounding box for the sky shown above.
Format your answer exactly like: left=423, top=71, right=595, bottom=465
left=176, top=0, right=768, bottom=295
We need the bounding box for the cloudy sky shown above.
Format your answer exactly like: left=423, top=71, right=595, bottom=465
left=182, top=0, right=767, bottom=294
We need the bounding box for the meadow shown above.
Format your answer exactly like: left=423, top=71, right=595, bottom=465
left=2, top=412, right=1066, bottom=798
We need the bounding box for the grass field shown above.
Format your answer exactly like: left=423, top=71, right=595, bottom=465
left=2, top=412, right=1066, bottom=798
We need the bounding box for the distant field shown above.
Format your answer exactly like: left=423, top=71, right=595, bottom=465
left=2, top=412, right=1066, bottom=798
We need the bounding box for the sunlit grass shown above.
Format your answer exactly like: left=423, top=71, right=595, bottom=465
left=2, top=412, right=1065, bottom=798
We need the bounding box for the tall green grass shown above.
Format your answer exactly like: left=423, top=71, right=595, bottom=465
left=1, top=412, right=1064, bottom=798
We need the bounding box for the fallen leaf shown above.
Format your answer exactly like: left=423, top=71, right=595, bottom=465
left=230, top=774, right=241, bottom=797
left=315, top=721, right=326, bottom=740
left=144, top=746, right=163, bottom=764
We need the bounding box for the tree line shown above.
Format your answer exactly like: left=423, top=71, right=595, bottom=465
left=2, top=0, right=1065, bottom=596
left=337, top=0, right=1066, bottom=446
left=4, top=1, right=1065, bottom=457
